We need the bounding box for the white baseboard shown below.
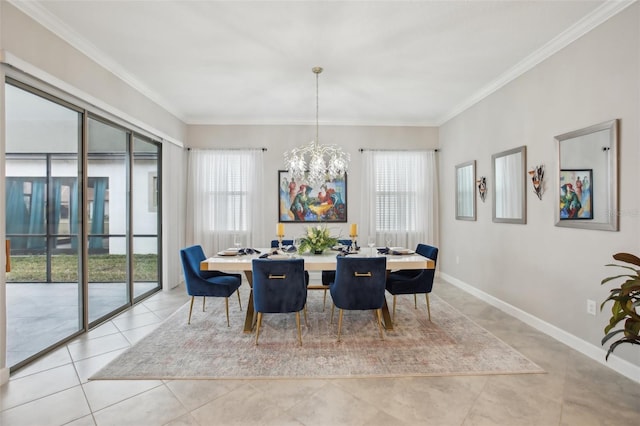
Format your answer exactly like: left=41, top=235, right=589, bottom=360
left=0, top=367, right=9, bottom=386
left=439, top=272, right=640, bottom=384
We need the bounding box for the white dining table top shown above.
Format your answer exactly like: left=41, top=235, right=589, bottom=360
left=201, top=248, right=436, bottom=272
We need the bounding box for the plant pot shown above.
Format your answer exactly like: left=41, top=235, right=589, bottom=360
left=313, top=249, right=324, bottom=255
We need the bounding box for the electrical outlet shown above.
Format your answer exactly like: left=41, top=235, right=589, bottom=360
left=587, top=299, right=597, bottom=316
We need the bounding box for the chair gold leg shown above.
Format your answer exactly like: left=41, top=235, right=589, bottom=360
left=376, top=308, right=384, bottom=340
left=323, top=289, right=327, bottom=311
left=414, top=293, right=417, bottom=309
left=303, top=304, right=309, bottom=326
left=225, top=297, right=230, bottom=327
left=296, top=311, right=303, bottom=346
left=202, top=296, right=206, bottom=312
left=255, top=312, right=263, bottom=345
left=187, top=296, right=195, bottom=325
left=337, top=309, right=344, bottom=342
left=330, top=304, right=335, bottom=324
left=237, top=289, right=242, bottom=311
left=392, top=295, right=397, bottom=322
left=426, top=293, right=431, bottom=321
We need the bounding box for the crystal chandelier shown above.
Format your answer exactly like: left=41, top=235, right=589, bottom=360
left=284, top=67, right=350, bottom=187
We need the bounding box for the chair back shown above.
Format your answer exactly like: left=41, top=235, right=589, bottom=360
left=252, top=258, right=307, bottom=313
left=411, top=243, right=438, bottom=293
left=180, top=245, right=207, bottom=286
left=416, top=243, right=438, bottom=265
left=271, top=240, right=294, bottom=248
left=331, top=256, right=387, bottom=310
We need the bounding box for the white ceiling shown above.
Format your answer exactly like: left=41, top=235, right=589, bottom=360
left=9, top=0, right=631, bottom=126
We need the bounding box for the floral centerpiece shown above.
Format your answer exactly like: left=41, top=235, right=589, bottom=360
left=298, top=225, right=338, bottom=254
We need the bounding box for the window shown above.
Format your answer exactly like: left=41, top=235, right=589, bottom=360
left=187, top=149, right=264, bottom=253
left=361, top=150, right=438, bottom=248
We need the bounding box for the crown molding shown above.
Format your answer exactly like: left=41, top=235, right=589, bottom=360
left=7, top=0, right=187, bottom=122
left=436, top=0, right=637, bottom=126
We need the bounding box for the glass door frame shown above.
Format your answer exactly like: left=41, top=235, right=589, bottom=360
left=5, top=76, right=163, bottom=371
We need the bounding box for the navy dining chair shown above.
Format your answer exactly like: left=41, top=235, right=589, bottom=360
left=252, top=258, right=308, bottom=345
left=329, top=256, right=387, bottom=342
left=179, top=245, right=242, bottom=326
left=385, top=243, right=438, bottom=322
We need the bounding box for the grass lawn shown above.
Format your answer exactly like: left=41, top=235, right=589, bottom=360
left=7, top=254, right=158, bottom=282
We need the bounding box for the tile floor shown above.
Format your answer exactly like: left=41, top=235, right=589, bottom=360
left=1, top=278, right=639, bottom=426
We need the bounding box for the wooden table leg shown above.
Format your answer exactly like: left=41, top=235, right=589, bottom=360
left=242, top=270, right=254, bottom=333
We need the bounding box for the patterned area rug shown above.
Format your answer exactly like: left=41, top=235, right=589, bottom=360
left=91, top=292, right=544, bottom=380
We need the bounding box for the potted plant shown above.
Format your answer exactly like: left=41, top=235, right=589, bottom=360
left=297, top=225, right=338, bottom=254
left=600, top=252, right=640, bottom=360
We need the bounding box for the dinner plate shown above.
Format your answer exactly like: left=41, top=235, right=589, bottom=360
left=269, top=254, right=290, bottom=260
left=217, top=250, right=239, bottom=256
left=390, top=248, right=414, bottom=255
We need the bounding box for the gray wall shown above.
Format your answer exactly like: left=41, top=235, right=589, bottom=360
left=438, top=4, right=639, bottom=369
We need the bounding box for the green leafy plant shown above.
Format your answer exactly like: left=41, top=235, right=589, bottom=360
left=600, top=252, right=640, bottom=360
left=297, top=225, right=338, bottom=254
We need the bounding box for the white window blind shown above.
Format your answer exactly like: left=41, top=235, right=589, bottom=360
left=361, top=150, right=439, bottom=249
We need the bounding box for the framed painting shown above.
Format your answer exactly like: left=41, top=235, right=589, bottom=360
left=278, top=170, right=347, bottom=222
left=559, top=169, right=593, bottom=220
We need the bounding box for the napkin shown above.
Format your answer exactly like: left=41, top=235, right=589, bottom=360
left=237, top=248, right=261, bottom=255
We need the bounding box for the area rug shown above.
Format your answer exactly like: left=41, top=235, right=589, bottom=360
left=91, top=292, right=544, bottom=380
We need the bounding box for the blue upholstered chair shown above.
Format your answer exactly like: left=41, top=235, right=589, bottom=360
left=319, top=239, right=352, bottom=310
left=179, top=245, right=243, bottom=326
left=252, top=258, right=307, bottom=345
left=329, top=256, right=387, bottom=341
left=385, top=243, right=438, bottom=321
left=271, top=240, right=310, bottom=286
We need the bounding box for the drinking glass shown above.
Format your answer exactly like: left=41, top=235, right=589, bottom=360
left=233, top=234, right=242, bottom=251
left=367, top=236, right=376, bottom=257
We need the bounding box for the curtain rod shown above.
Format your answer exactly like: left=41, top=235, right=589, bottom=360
left=186, top=147, right=267, bottom=151
left=359, top=148, right=439, bottom=152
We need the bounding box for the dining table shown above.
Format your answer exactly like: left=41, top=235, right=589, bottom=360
left=201, top=248, right=436, bottom=333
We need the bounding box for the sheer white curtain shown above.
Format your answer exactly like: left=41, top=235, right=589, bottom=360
left=360, top=150, right=439, bottom=249
left=163, top=142, right=186, bottom=289
left=186, top=149, right=264, bottom=256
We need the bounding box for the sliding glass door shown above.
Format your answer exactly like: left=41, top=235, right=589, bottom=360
left=4, top=79, right=163, bottom=370
left=5, top=82, right=83, bottom=368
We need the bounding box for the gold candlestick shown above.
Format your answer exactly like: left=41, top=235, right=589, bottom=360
left=349, top=234, right=358, bottom=253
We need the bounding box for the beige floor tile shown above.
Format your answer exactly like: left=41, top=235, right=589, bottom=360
left=163, top=412, right=201, bottom=426
left=190, top=383, right=288, bottom=426
left=335, top=376, right=487, bottom=425
left=92, top=385, right=187, bottom=426
left=165, top=379, right=245, bottom=411
left=286, top=381, right=387, bottom=426
left=82, top=379, right=163, bottom=411
left=65, top=414, right=98, bottom=426
left=0, top=385, right=90, bottom=426
left=1, top=363, right=80, bottom=411
left=120, top=322, right=162, bottom=345
left=67, top=332, right=131, bottom=361
left=463, top=375, right=563, bottom=426
left=9, top=345, right=73, bottom=380
left=247, top=378, right=328, bottom=411
left=74, top=348, right=128, bottom=383
left=112, top=311, right=164, bottom=332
